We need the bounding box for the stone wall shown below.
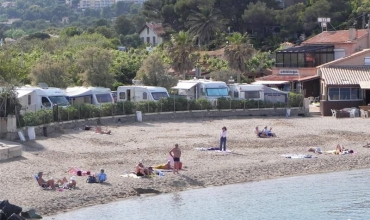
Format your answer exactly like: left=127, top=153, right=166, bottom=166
left=6, top=108, right=306, bottom=141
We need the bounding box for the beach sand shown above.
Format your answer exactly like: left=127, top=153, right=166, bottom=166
left=1, top=116, right=370, bottom=216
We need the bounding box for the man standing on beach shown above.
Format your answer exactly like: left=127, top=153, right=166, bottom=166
left=169, top=144, right=181, bottom=174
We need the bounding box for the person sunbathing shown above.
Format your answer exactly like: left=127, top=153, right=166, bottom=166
left=56, top=177, right=77, bottom=189
left=36, top=172, right=57, bottom=189
left=153, top=160, right=172, bottom=170
left=95, top=126, right=111, bottom=134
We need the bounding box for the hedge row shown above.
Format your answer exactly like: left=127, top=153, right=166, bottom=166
left=18, top=93, right=303, bottom=127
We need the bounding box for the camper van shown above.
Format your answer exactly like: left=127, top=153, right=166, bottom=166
left=65, top=87, right=114, bottom=106
left=16, top=86, right=69, bottom=114
left=172, top=79, right=230, bottom=103
left=228, top=84, right=288, bottom=103
left=116, top=86, right=169, bottom=102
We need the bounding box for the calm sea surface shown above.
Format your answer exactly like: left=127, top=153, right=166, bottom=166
left=45, top=169, right=370, bottom=220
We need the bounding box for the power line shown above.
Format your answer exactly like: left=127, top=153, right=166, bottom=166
left=328, top=13, right=368, bottom=31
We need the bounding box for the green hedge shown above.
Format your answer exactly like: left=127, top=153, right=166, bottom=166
left=18, top=94, right=302, bottom=127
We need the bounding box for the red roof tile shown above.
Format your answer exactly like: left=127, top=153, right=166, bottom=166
left=147, top=22, right=165, bottom=35
left=302, top=29, right=369, bottom=44
left=255, top=74, right=319, bottom=82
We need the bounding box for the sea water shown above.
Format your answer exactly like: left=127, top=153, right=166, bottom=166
left=45, top=169, right=370, bottom=220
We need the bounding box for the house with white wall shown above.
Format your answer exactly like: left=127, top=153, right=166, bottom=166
left=138, top=22, right=165, bottom=46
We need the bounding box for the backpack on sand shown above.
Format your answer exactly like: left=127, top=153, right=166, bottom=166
left=86, top=176, right=97, bottom=183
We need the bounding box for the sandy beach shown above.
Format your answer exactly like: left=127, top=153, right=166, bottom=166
left=1, top=115, right=370, bottom=216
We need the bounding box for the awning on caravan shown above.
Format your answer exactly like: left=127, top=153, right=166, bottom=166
left=16, top=90, right=33, bottom=98
left=359, top=81, right=370, bottom=89
left=252, top=81, right=289, bottom=85
left=172, top=82, right=198, bottom=90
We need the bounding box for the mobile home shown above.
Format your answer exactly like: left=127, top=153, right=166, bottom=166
left=16, top=86, right=69, bottom=114
left=172, top=79, right=230, bottom=103
left=65, top=87, right=114, bottom=106
left=228, top=84, right=288, bottom=103
left=117, top=86, right=169, bottom=102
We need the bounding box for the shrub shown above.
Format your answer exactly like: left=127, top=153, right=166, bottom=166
left=288, top=92, right=304, bottom=107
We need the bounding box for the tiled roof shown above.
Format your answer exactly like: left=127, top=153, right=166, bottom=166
left=321, top=66, right=370, bottom=85
left=147, top=22, right=165, bottom=35
left=255, top=75, right=300, bottom=81
left=138, top=22, right=165, bottom=36
left=302, top=29, right=369, bottom=44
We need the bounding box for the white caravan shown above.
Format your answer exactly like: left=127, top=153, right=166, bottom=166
left=65, top=87, right=114, bottom=106
left=16, top=86, right=70, bottom=114
left=172, top=79, right=230, bottom=103
left=228, top=84, right=288, bottom=103
left=116, top=86, right=169, bottom=102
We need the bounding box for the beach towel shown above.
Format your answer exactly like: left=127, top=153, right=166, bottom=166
left=216, top=150, right=233, bottom=153
left=120, top=173, right=143, bottom=178
left=281, top=154, right=312, bottom=159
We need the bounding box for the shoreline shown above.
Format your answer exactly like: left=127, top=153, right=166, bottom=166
left=1, top=116, right=370, bottom=217
left=47, top=166, right=370, bottom=218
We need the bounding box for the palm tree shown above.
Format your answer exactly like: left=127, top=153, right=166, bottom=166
left=167, top=31, right=195, bottom=79
left=224, top=32, right=255, bottom=83
left=186, top=5, right=224, bottom=47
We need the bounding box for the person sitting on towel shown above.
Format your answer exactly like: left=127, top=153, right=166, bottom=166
left=95, top=168, right=107, bottom=183
left=262, top=126, right=274, bottom=137
left=135, top=161, right=150, bottom=176
left=56, top=177, right=77, bottom=189
left=255, top=126, right=267, bottom=138
left=37, top=172, right=57, bottom=189
left=153, top=160, right=172, bottom=170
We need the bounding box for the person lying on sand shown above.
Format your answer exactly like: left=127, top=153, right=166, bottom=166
left=95, top=126, right=111, bottom=135
left=152, top=160, right=172, bottom=170
left=56, top=177, right=77, bottom=189
left=308, top=147, right=322, bottom=154
left=36, top=172, right=57, bottom=189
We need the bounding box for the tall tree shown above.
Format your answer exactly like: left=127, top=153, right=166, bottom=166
left=136, top=53, right=178, bottom=89
left=242, top=1, right=277, bottom=38
left=167, top=31, right=195, bottom=79
left=224, top=32, right=255, bottom=83
left=30, top=54, right=71, bottom=88
left=186, top=5, right=224, bottom=47
left=77, top=47, right=114, bottom=87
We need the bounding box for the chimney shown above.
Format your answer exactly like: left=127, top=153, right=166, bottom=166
left=348, top=27, right=356, bottom=41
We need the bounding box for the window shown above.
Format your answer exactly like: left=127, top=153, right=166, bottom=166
left=95, top=94, right=113, bottom=103
left=206, top=88, right=228, bottom=96
left=48, top=96, right=70, bottom=106
left=119, top=92, right=126, bottom=100
left=328, top=88, right=362, bottom=101
left=28, top=95, right=31, bottom=105
left=234, top=91, right=239, bottom=98
left=143, top=92, right=148, bottom=100
left=244, top=91, right=260, bottom=99
left=147, top=37, right=150, bottom=43
left=41, top=97, right=51, bottom=107
left=153, top=36, right=156, bottom=45
left=151, top=92, right=168, bottom=100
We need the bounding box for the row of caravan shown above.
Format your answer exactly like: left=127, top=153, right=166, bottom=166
left=15, top=86, right=171, bottom=114
left=171, top=79, right=288, bottom=104
left=15, top=80, right=288, bottom=114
